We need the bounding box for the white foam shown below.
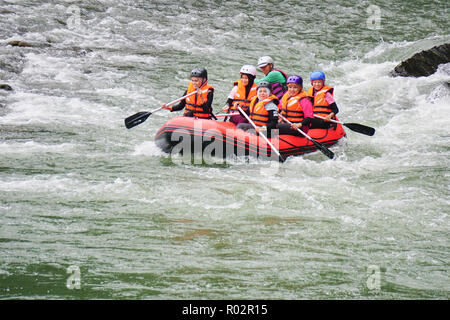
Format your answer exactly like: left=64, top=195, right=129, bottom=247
left=132, top=141, right=166, bottom=156
left=0, top=141, right=76, bottom=154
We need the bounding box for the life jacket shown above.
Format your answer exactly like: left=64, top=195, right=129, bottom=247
left=271, top=68, right=288, bottom=101
left=184, top=81, right=214, bottom=119
left=249, top=95, right=279, bottom=127
left=230, top=80, right=257, bottom=112
left=280, top=90, right=313, bottom=123
left=307, top=85, right=334, bottom=117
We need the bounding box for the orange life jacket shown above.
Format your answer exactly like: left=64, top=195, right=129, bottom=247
left=249, top=95, right=278, bottom=126
left=230, top=80, right=257, bottom=112
left=280, top=90, right=312, bottom=123
left=307, top=85, right=334, bottom=117
left=184, top=81, right=214, bottom=119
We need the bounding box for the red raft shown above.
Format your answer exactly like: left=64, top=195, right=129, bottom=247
left=155, top=116, right=346, bottom=161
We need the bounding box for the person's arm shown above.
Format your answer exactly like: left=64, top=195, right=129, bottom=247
left=324, top=92, right=339, bottom=119
left=200, top=89, right=214, bottom=113
left=223, top=85, right=238, bottom=111
left=266, top=109, right=279, bottom=132
left=300, top=98, right=314, bottom=127
left=166, top=90, right=188, bottom=111
left=255, top=70, right=286, bottom=84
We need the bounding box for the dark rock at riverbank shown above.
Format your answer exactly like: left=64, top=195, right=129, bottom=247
left=391, top=43, right=450, bottom=77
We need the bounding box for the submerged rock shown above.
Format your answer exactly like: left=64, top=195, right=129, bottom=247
left=0, top=84, right=13, bottom=91
left=7, top=40, right=34, bottom=47
left=391, top=43, right=450, bottom=77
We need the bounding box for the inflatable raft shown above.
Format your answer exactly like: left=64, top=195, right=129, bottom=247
left=155, top=116, right=346, bottom=161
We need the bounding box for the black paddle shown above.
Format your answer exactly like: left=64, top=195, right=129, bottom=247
left=237, top=106, right=286, bottom=163
left=124, top=108, right=161, bottom=129
left=279, top=114, right=334, bottom=160
left=315, top=115, right=375, bottom=136
left=124, top=91, right=198, bottom=129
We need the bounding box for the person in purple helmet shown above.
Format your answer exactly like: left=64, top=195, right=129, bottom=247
left=277, top=75, right=314, bottom=136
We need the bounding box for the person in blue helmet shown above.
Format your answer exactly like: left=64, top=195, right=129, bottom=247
left=307, top=70, right=339, bottom=129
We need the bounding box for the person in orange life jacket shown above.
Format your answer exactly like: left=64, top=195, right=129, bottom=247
left=277, top=75, right=314, bottom=136
left=307, top=70, right=339, bottom=129
left=162, top=67, right=214, bottom=119
left=222, top=65, right=257, bottom=125
left=236, top=81, right=279, bottom=138
left=255, top=56, right=288, bottom=101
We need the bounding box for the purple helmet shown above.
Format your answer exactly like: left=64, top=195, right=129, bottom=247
left=286, top=75, right=303, bottom=86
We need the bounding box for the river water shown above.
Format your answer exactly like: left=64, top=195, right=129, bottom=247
left=0, top=0, right=449, bottom=299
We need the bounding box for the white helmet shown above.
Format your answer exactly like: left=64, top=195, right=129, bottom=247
left=257, top=56, right=274, bottom=68
left=240, top=64, right=257, bottom=77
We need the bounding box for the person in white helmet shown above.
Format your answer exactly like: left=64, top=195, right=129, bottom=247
left=255, top=56, right=288, bottom=100
left=222, top=65, right=257, bottom=125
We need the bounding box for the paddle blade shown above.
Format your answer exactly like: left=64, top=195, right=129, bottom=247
left=312, top=140, right=335, bottom=159
left=124, top=111, right=151, bottom=129
left=343, top=123, right=375, bottom=136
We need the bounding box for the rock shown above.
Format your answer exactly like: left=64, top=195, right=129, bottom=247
left=391, top=43, right=450, bottom=77
left=0, top=84, right=13, bottom=91
left=7, top=40, right=34, bottom=47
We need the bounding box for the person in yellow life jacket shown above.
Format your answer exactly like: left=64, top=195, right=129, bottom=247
left=162, top=67, right=215, bottom=119
left=277, top=75, right=314, bottom=136
left=236, top=81, right=279, bottom=138
left=222, top=65, right=257, bottom=125
left=307, top=70, right=339, bottom=129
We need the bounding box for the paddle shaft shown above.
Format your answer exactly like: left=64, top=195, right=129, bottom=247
left=216, top=113, right=239, bottom=117
left=279, top=114, right=313, bottom=141
left=279, top=114, right=334, bottom=159
left=314, top=114, right=342, bottom=125
left=124, top=90, right=198, bottom=129
left=165, top=90, right=198, bottom=108
left=314, top=115, right=375, bottom=136
left=237, top=106, right=284, bottom=161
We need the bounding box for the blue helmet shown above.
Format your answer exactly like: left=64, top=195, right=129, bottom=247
left=287, top=75, right=303, bottom=86
left=310, top=70, right=325, bottom=81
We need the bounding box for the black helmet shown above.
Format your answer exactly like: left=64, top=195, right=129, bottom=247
left=190, top=67, right=207, bottom=79
left=257, top=81, right=272, bottom=92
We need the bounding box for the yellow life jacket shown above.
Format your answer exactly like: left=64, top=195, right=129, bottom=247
left=249, top=95, right=278, bottom=126
left=280, top=90, right=312, bottom=123
left=307, top=85, right=334, bottom=117
left=230, top=80, right=257, bottom=112
left=185, top=81, right=214, bottom=119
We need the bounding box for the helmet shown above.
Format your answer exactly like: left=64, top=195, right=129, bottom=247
left=240, top=64, right=257, bottom=77
left=287, top=75, right=303, bottom=86
left=190, top=67, right=207, bottom=79
left=310, top=70, right=325, bottom=81
left=257, top=81, right=272, bottom=92
left=257, top=56, right=274, bottom=68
